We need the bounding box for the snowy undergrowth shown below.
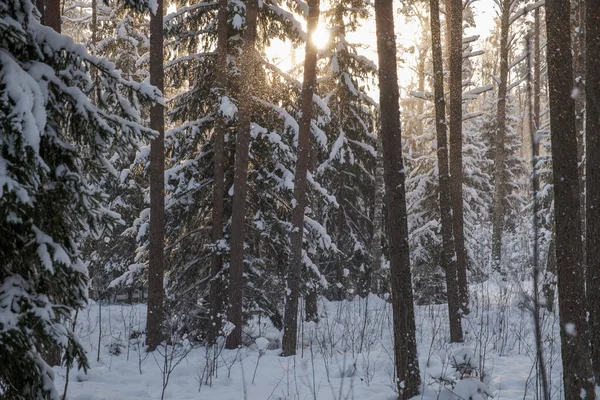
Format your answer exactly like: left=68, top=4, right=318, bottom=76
left=55, top=280, right=568, bottom=400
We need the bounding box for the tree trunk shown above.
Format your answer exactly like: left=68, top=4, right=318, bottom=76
left=374, top=0, right=421, bottom=397
left=305, top=286, right=318, bottom=323
left=37, top=0, right=62, bottom=368
left=281, top=0, right=320, bottom=356
left=585, top=0, right=600, bottom=381
left=146, top=0, right=165, bottom=353
left=572, top=0, right=586, bottom=265
left=38, top=0, right=61, bottom=32
left=447, top=0, right=469, bottom=312
left=533, top=8, right=541, bottom=151
left=491, top=0, right=510, bottom=279
left=546, top=0, right=596, bottom=397
left=369, top=130, right=385, bottom=294
left=430, top=0, right=462, bottom=343
left=226, top=0, right=259, bottom=350
left=208, top=0, right=228, bottom=346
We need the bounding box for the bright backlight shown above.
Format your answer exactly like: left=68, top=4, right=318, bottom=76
left=312, top=25, right=330, bottom=49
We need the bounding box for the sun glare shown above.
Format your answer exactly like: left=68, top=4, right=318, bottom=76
left=312, top=24, right=330, bottom=49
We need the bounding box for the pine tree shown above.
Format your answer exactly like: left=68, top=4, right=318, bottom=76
left=546, top=0, right=596, bottom=397
left=313, top=0, right=377, bottom=300
left=375, top=0, right=421, bottom=396
left=0, top=0, right=158, bottom=396
left=281, top=0, right=321, bottom=357
left=430, top=0, right=462, bottom=343
left=146, top=0, right=165, bottom=352
left=585, top=0, right=600, bottom=381
left=446, top=0, right=468, bottom=311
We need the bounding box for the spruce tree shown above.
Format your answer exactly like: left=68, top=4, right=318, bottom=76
left=0, top=0, right=158, bottom=396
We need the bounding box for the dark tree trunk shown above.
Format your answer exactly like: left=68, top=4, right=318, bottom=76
left=38, top=0, right=61, bottom=32
left=491, top=0, right=510, bottom=279
left=146, top=0, right=165, bottom=353
left=281, top=0, right=320, bottom=356
left=305, top=286, right=318, bottom=323
left=227, top=0, right=259, bottom=350
left=374, top=0, right=420, bottom=397
left=37, top=0, right=62, bottom=369
left=447, top=0, right=469, bottom=311
left=546, top=0, right=596, bottom=397
left=572, top=0, right=586, bottom=264
left=208, top=0, right=228, bottom=346
left=430, top=0, right=462, bottom=343
left=369, top=131, right=384, bottom=294
left=585, top=0, right=600, bottom=381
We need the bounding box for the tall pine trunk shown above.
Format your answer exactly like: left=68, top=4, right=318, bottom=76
left=146, top=0, right=165, bottom=353
left=491, top=0, right=510, bottom=279
left=585, top=0, right=600, bottom=381
left=572, top=0, right=586, bottom=264
left=430, top=0, right=462, bottom=343
left=546, top=0, right=596, bottom=397
left=281, top=0, right=320, bottom=356
left=208, top=0, right=228, bottom=346
left=374, top=0, right=420, bottom=396
left=227, top=0, right=259, bottom=349
left=447, top=0, right=468, bottom=311
left=37, top=0, right=62, bottom=367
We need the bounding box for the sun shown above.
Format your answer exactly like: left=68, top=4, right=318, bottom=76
left=312, top=24, right=330, bottom=49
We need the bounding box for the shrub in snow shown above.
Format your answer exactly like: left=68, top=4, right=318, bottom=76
left=432, top=346, right=493, bottom=400
left=0, top=0, right=158, bottom=398
left=450, top=346, right=479, bottom=378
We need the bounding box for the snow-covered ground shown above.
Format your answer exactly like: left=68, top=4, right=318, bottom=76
left=55, top=280, right=568, bottom=400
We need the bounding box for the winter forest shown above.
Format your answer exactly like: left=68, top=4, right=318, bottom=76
left=3, top=0, right=600, bottom=398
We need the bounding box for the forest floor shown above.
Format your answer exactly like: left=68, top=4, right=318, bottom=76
left=55, top=280, right=571, bottom=400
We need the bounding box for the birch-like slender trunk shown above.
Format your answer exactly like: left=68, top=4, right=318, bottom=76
left=281, top=0, right=321, bottom=356
left=430, top=0, right=462, bottom=343
left=226, top=0, right=259, bottom=350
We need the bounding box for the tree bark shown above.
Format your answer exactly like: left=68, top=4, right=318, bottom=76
left=38, top=0, right=61, bottom=32
left=572, top=0, right=586, bottom=265
left=585, top=0, right=600, bottom=381
left=491, top=0, right=510, bottom=279
left=546, top=0, right=596, bottom=397
left=430, top=0, right=462, bottom=343
left=447, top=0, right=469, bottom=312
left=37, top=0, right=62, bottom=369
left=146, top=0, right=165, bottom=352
left=226, top=0, right=259, bottom=350
left=281, top=0, right=320, bottom=356
left=208, top=0, right=228, bottom=346
left=369, top=130, right=385, bottom=294
left=374, top=0, right=421, bottom=397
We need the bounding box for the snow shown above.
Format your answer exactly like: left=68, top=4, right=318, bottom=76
left=0, top=50, right=46, bottom=154
left=52, top=281, right=579, bottom=400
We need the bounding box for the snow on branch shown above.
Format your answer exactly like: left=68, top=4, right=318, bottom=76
left=509, top=0, right=545, bottom=25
